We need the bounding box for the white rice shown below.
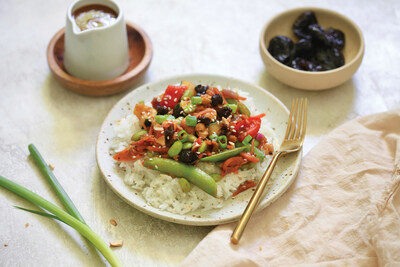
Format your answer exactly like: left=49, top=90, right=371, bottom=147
left=110, top=90, right=277, bottom=215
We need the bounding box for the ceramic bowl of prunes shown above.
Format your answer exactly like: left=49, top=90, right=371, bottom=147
left=260, top=7, right=364, bottom=90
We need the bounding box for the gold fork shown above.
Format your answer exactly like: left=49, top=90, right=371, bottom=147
left=231, top=98, right=308, bottom=244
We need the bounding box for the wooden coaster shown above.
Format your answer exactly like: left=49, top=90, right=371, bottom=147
left=47, top=21, right=153, bottom=96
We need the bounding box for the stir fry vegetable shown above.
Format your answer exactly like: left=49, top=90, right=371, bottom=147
left=144, top=158, right=217, bottom=197
left=113, top=81, right=274, bottom=197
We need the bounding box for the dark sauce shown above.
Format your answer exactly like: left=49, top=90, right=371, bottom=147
left=72, top=4, right=118, bottom=32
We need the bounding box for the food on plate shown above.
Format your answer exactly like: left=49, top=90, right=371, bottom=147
left=110, top=81, right=276, bottom=214
left=268, top=11, right=345, bottom=71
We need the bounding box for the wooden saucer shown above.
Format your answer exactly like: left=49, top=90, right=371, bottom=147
left=47, top=21, right=153, bottom=96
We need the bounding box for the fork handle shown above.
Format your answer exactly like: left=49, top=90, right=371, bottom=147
left=230, top=151, right=282, bottom=244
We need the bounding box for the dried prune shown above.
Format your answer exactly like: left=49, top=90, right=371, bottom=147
left=178, top=150, right=198, bottom=165
left=198, top=115, right=212, bottom=125
left=314, top=47, right=344, bottom=70
left=268, top=10, right=346, bottom=72
left=326, top=28, right=345, bottom=50
left=308, top=24, right=331, bottom=46
left=292, top=11, right=318, bottom=39
left=156, top=105, right=169, bottom=115
left=195, top=84, right=208, bottom=95
left=217, top=106, right=232, bottom=119
left=164, top=124, right=175, bottom=147
left=291, top=38, right=313, bottom=58
left=268, top=35, right=294, bottom=64
left=172, top=104, right=185, bottom=118
left=211, top=94, right=223, bottom=107
left=291, top=57, right=319, bottom=71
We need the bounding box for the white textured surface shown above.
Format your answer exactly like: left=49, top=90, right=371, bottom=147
left=0, top=0, right=399, bottom=266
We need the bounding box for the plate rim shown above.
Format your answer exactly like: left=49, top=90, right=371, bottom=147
left=96, top=73, right=301, bottom=226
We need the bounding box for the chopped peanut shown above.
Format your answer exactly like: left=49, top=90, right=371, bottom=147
left=195, top=123, right=208, bottom=139
left=109, top=219, right=117, bottom=226
left=110, top=240, right=123, bottom=247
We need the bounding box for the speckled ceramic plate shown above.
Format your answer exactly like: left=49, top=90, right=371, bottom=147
left=96, top=74, right=301, bottom=226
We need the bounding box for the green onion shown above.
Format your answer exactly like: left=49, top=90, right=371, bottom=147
left=168, top=141, right=183, bottom=157
left=138, top=100, right=145, bottom=104
left=225, top=104, right=237, bottom=113
left=253, top=147, right=265, bottom=161
left=28, top=144, right=85, bottom=223
left=218, top=135, right=228, bottom=149
left=185, top=115, right=198, bottom=127
left=242, top=135, right=253, bottom=145
left=183, top=103, right=196, bottom=114
left=244, top=145, right=265, bottom=161
left=177, top=130, right=188, bottom=142
left=191, top=96, right=202, bottom=104
left=254, top=140, right=260, bottom=148
left=209, top=133, right=218, bottom=141
left=0, top=176, right=122, bottom=267
left=181, top=89, right=193, bottom=100
left=131, top=130, right=147, bottom=141
left=155, top=115, right=175, bottom=124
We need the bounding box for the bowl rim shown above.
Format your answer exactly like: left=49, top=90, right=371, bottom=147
left=259, top=6, right=365, bottom=75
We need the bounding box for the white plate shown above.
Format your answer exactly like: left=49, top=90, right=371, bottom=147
left=96, top=74, right=301, bottom=226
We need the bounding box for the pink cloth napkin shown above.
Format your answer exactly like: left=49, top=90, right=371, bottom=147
left=181, top=109, right=400, bottom=267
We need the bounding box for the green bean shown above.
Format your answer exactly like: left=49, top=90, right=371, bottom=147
left=187, top=134, right=197, bottom=143
left=198, top=141, right=208, bottom=153
left=131, top=130, right=147, bottom=141
left=218, top=135, right=228, bottom=149
left=178, top=178, right=191, bottom=193
left=182, top=142, right=193, bottom=150
left=240, top=162, right=257, bottom=170
left=178, top=130, right=188, bottom=142
left=200, top=145, right=250, bottom=162
left=168, top=141, right=183, bottom=157
left=143, top=158, right=217, bottom=197
left=238, top=102, right=251, bottom=116
left=209, top=133, right=218, bottom=141
left=210, top=174, right=222, bottom=182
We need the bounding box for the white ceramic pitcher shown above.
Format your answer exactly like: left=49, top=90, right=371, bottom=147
left=64, top=0, right=129, bottom=81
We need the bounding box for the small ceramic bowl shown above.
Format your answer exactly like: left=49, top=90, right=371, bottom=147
left=259, top=7, right=364, bottom=90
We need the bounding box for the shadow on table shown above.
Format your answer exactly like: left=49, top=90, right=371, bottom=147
left=257, top=69, right=356, bottom=138
left=91, top=167, right=212, bottom=265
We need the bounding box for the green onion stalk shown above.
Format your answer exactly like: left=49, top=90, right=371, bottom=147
left=28, top=144, right=85, bottom=223
left=0, top=176, right=122, bottom=267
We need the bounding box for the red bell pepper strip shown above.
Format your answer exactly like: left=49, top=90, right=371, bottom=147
left=232, top=180, right=257, bottom=197
left=151, top=85, right=187, bottom=109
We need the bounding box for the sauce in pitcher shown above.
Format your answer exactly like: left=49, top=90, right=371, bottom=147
left=72, top=4, right=118, bottom=32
